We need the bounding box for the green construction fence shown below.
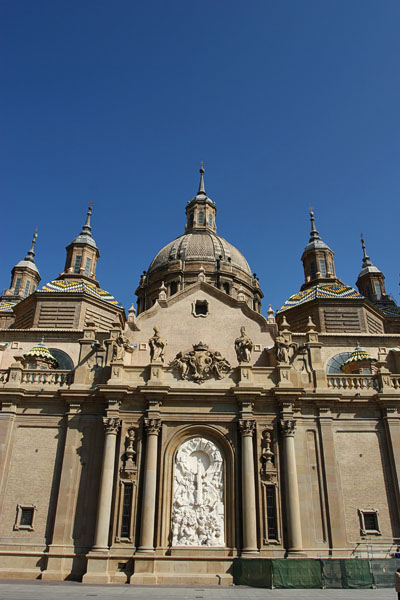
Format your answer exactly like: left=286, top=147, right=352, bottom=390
left=233, top=557, right=399, bottom=588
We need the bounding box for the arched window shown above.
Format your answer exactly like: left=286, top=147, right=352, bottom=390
left=48, top=348, right=74, bottom=370
left=326, top=352, right=351, bottom=374
left=198, top=211, right=205, bottom=225
left=171, top=437, right=224, bottom=547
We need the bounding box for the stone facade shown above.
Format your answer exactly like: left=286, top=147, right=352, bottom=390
left=0, top=171, right=399, bottom=584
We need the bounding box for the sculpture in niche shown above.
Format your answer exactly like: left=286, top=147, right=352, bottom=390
left=171, top=437, right=225, bottom=547
left=234, top=327, right=253, bottom=363
left=120, top=427, right=137, bottom=480
left=169, top=343, right=231, bottom=384
left=149, top=326, right=167, bottom=363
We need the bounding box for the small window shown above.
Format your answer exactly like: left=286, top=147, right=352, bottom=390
left=189, top=214, right=194, bottom=227
left=14, top=278, right=22, bottom=295
left=359, top=509, right=381, bottom=535
left=319, top=259, right=327, bottom=277
left=170, top=281, right=178, bottom=296
left=84, top=258, right=91, bottom=277
left=192, top=300, right=209, bottom=317
left=366, top=285, right=372, bottom=300
left=198, top=211, right=205, bottom=225
left=222, top=282, right=230, bottom=295
left=73, top=255, right=82, bottom=274
left=23, top=281, right=30, bottom=297
left=14, top=504, right=36, bottom=531
left=374, top=282, right=382, bottom=300
left=309, top=262, right=316, bottom=279
left=208, top=214, right=213, bottom=227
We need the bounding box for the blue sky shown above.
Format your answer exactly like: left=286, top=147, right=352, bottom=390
left=1, top=0, right=399, bottom=313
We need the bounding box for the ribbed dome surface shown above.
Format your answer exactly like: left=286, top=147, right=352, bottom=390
left=148, top=230, right=252, bottom=276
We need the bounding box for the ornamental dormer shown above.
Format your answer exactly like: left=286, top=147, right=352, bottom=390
left=185, top=166, right=217, bottom=233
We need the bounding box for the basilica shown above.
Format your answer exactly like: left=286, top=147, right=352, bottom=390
left=0, top=168, right=399, bottom=584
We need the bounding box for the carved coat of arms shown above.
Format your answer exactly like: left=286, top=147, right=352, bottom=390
left=169, top=342, right=231, bottom=384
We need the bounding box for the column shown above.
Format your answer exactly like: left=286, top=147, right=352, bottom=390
left=138, top=418, right=161, bottom=552
left=280, top=418, right=303, bottom=553
left=239, top=419, right=258, bottom=553
left=92, top=417, right=121, bottom=550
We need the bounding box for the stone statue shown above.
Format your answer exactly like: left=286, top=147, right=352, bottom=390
left=111, top=333, right=133, bottom=362
left=149, top=326, right=167, bottom=363
left=234, top=326, right=253, bottom=363
left=275, top=334, right=297, bottom=364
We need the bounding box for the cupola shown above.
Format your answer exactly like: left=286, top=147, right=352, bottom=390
left=60, top=204, right=100, bottom=285
left=301, top=211, right=341, bottom=291
left=1, top=230, right=41, bottom=302
left=22, top=340, right=58, bottom=370
left=341, top=343, right=377, bottom=375
left=185, top=165, right=217, bottom=233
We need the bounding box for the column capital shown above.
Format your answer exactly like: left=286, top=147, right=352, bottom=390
left=103, top=416, right=121, bottom=435
left=144, top=418, right=161, bottom=435
left=238, top=419, right=256, bottom=437
left=279, top=418, right=296, bottom=437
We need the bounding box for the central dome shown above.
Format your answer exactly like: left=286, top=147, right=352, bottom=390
left=148, top=230, right=252, bottom=276
left=135, top=168, right=263, bottom=314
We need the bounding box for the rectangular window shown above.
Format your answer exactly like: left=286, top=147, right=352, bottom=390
left=319, top=259, right=327, bottom=277
left=84, top=258, right=91, bottom=277
left=121, top=483, right=133, bottom=538
left=14, top=278, right=22, bottom=295
left=73, top=255, right=82, bottom=274
left=266, top=485, right=278, bottom=540
left=23, top=280, right=30, bottom=297
left=14, top=504, right=36, bottom=531
left=374, top=282, right=382, bottom=300
left=359, top=508, right=381, bottom=535
left=310, top=262, right=316, bottom=279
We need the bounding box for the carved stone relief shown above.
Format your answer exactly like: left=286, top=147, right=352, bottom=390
left=169, top=343, right=231, bottom=384
left=171, top=437, right=225, bottom=547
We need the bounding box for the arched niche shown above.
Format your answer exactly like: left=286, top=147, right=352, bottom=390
left=171, top=437, right=224, bottom=547
left=157, top=425, right=236, bottom=551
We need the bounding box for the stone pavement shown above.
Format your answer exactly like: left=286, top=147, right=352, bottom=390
left=0, top=580, right=396, bottom=600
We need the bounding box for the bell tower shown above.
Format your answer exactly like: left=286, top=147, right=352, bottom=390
left=356, top=236, right=387, bottom=303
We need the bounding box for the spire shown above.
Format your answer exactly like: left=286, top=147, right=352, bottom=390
left=360, top=234, right=373, bottom=268
left=197, top=162, right=206, bottom=195
left=301, top=209, right=340, bottom=290
left=79, top=202, right=94, bottom=239
left=24, top=228, right=38, bottom=264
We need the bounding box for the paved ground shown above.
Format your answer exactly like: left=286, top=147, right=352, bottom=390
left=0, top=580, right=396, bottom=600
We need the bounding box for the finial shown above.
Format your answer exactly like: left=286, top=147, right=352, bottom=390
left=82, top=202, right=93, bottom=232
left=25, top=227, right=38, bottom=262
left=360, top=233, right=372, bottom=267
left=197, top=162, right=206, bottom=195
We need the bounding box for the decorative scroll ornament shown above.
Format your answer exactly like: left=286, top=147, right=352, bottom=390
left=144, top=418, right=161, bottom=435
left=171, top=437, right=225, bottom=547
left=104, top=417, right=121, bottom=434
left=279, top=418, right=296, bottom=437
left=169, top=342, right=231, bottom=384
left=238, top=419, right=256, bottom=436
